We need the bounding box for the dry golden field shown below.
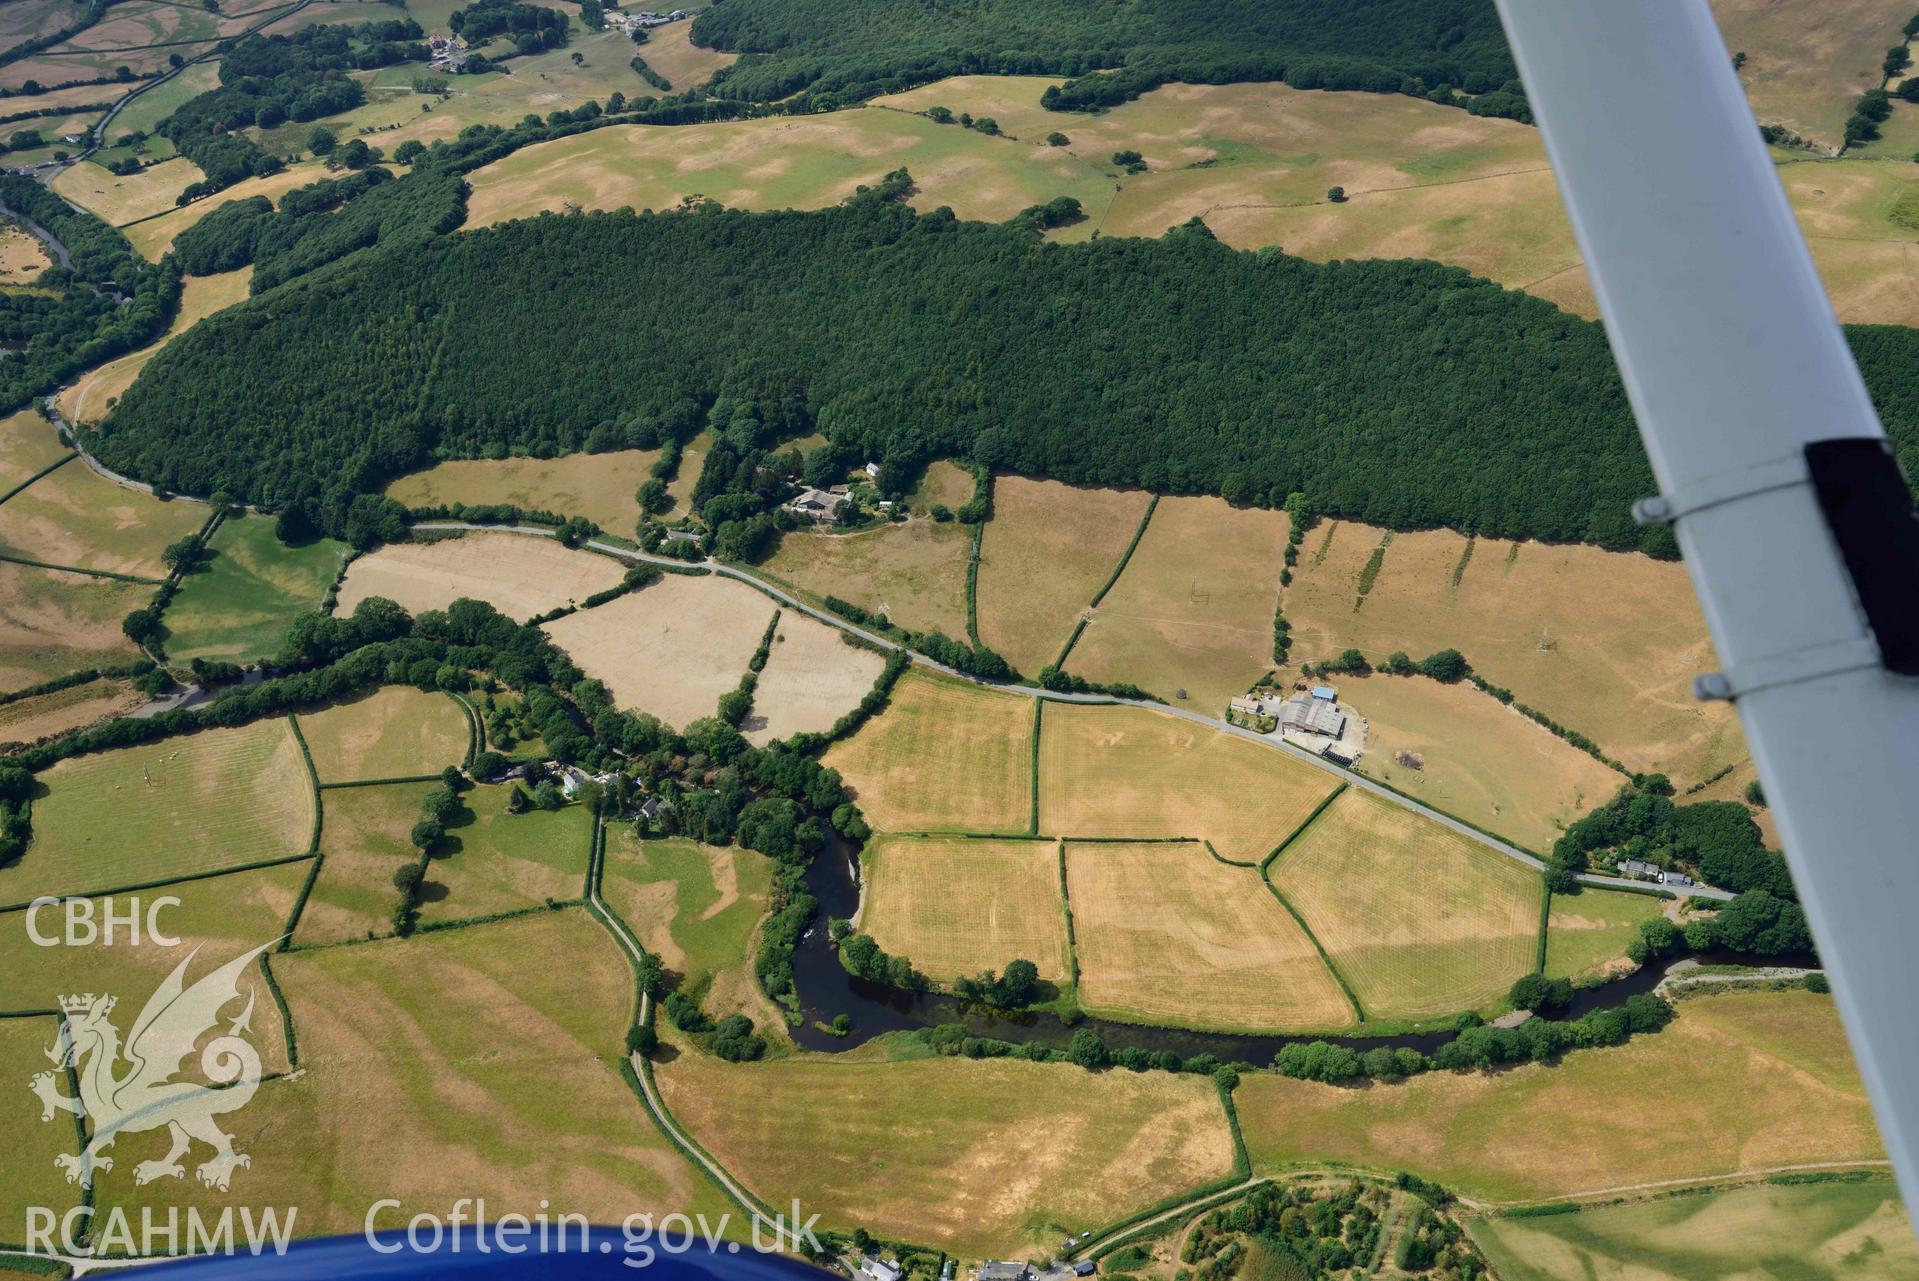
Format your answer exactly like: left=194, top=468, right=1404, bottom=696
left=6, top=719, right=316, bottom=901
left=656, top=1046, right=1236, bottom=1260
left=335, top=532, right=626, bottom=621
left=52, top=155, right=208, bottom=227
left=101, top=910, right=735, bottom=1235
left=543, top=573, right=774, bottom=728
left=0, top=676, right=140, bottom=749
left=384, top=449, right=664, bottom=533
left=1236, top=991, right=1886, bottom=1204
left=1285, top=523, right=1745, bottom=787
left=1065, top=840, right=1352, bottom=1033
left=1713, top=0, right=1910, bottom=150
left=297, top=686, right=470, bottom=783
left=0, top=406, right=73, bottom=496
left=56, top=268, right=254, bottom=425
left=976, top=477, right=1154, bottom=675
left=628, top=19, right=734, bottom=90
left=294, top=781, right=428, bottom=946
left=0, top=561, right=147, bottom=694
left=742, top=609, right=887, bottom=744
left=1268, top=788, right=1542, bottom=1021
left=0, top=441, right=208, bottom=579
left=1348, top=674, right=1625, bottom=852
left=599, top=831, right=773, bottom=997
left=0, top=223, right=51, bottom=285
left=824, top=670, right=1035, bottom=833
left=1068, top=496, right=1289, bottom=713
left=1545, top=888, right=1667, bottom=985
left=860, top=835, right=1072, bottom=982
left=1037, top=702, right=1337, bottom=861
left=763, top=519, right=973, bottom=640
left=0, top=858, right=309, bottom=1075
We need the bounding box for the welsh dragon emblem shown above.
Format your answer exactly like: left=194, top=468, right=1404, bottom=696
left=30, top=940, right=276, bottom=1191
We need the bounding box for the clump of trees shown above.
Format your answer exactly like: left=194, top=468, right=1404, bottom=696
left=954, top=958, right=1040, bottom=1008
left=1550, top=778, right=1796, bottom=899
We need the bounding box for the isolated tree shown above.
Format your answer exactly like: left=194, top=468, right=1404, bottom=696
left=1744, top=779, right=1767, bottom=807
left=994, top=959, right=1040, bottom=1007
left=1112, top=148, right=1143, bottom=166
left=306, top=126, right=336, bottom=156
left=1045, top=131, right=1069, bottom=146
left=1067, top=1028, right=1108, bottom=1070
left=1327, top=186, right=1347, bottom=203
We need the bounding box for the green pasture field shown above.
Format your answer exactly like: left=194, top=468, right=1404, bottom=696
left=415, top=783, right=593, bottom=926
left=1470, top=1179, right=1917, bottom=1280
left=599, top=829, right=773, bottom=1011
left=822, top=669, right=1035, bottom=833
left=103, top=62, right=221, bottom=145
left=297, top=686, right=470, bottom=784
left=860, top=835, right=1071, bottom=983
left=0, top=1014, right=81, bottom=1229
left=1544, top=887, right=1667, bottom=984
left=656, top=1039, right=1238, bottom=1261
left=1236, top=990, right=1886, bottom=1204
left=162, top=515, right=349, bottom=665
left=294, top=781, right=430, bottom=946
left=1037, top=701, right=1337, bottom=863
left=94, top=909, right=739, bottom=1237
left=3, top=718, right=316, bottom=903
left=1268, top=788, right=1541, bottom=1021
left=0, top=560, right=148, bottom=696
left=0, top=859, right=310, bottom=1074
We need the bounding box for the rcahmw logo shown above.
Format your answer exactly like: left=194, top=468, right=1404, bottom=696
left=22, top=938, right=298, bottom=1258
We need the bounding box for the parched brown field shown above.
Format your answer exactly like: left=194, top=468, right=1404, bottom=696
left=51, top=154, right=208, bottom=228
left=976, top=477, right=1156, bottom=676
left=0, top=676, right=140, bottom=748
left=334, top=531, right=626, bottom=622
left=1348, top=674, right=1624, bottom=853
left=1269, top=788, right=1542, bottom=1021
left=56, top=268, right=251, bottom=424
left=1545, top=888, right=1667, bottom=985
left=0, top=561, right=147, bottom=694
left=543, top=574, right=774, bottom=728
left=0, top=406, right=73, bottom=495
left=9, top=719, right=316, bottom=900
left=1237, top=990, right=1886, bottom=1203
left=294, top=782, right=428, bottom=945
left=297, top=686, right=469, bottom=784
left=1713, top=0, right=1909, bottom=150
left=823, top=670, right=1034, bottom=833
left=122, top=161, right=329, bottom=260
left=101, top=910, right=734, bottom=1235
left=1069, top=496, right=1289, bottom=713
left=631, top=19, right=734, bottom=89
left=1285, top=524, right=1744, bottom=787
left=763, top=519, right=972, bottom=640
left=861, top=835, right=1072, bottom=982
left=0, top=222, right=51, bottom=285
left=0, top=858, right=309, bottom=1076
left=657, top=1046, right=1236, bottom=1260
left=0, top=441, right=208, bottom=579
left=384, top=448, right=664, bottom=534
left=1037, top=702, right=1338, bottom=862
left=465, top=105, right=1113, bottom=229
left=742, top=610, right=887, bottom=745
left=1066, top=841, right=1352, bottom=1033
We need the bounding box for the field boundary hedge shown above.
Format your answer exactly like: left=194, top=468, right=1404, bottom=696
left=285, top=711, right=323, bottom=854
left=0, top=659, right=153, bottom=709
left=1057, top=838, right=1081, bottom=987
left=257, top=950, right=299, bottom=1068
left=0, top=551, right=164, bottom=584
left=279, top=852, right=324, bottom=952
left=0, top=449, right=76, bottom=508
left=1028, top=697, right=1042, bottom=834
left=1203, top=838, right=1258, bottom=869
left=965, top=520, right=984, bottom=647
left=0, top=850, right=317, bottom=914
left=1089, top=494, right=1159, bottom=611
left=1258, top=782, right=1346, bottom=873
left=1257, top=859, right=1365, bottom=1025
left=448, top=689, right=480, bottom=768
left=317, top=773, right=445, bottom=789
left=1534, top=878, right=1552, bottom=972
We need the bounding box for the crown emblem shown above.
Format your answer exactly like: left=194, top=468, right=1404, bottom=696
left=58, top=993, right=114, bottom=1018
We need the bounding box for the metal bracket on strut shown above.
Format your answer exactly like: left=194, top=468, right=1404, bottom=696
left=1631, top=455, right=1808, bottom=527
left=1690, top=636, right=1886, bottom=702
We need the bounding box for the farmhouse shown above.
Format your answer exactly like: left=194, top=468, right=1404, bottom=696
left=1617, top=858, right=1662, bottom=881
left=787, top=488, right=838, bottom=522
left=977, top=1264, right=1030, bottom=1281
left=860, top=1257, right=903, bottom=1281
left=1279, top=693, right=1345, bottom=738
